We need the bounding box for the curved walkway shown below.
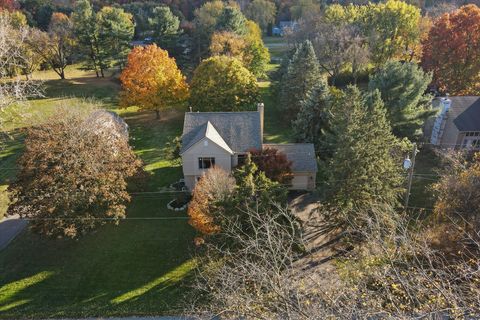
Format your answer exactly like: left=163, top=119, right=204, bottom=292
left=0, top=214, right=27, bottom=251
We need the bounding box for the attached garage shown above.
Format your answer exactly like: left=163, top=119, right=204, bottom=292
left=262, top=143, right=317, bottom=191
left=291, top=173, right=316, bottom=190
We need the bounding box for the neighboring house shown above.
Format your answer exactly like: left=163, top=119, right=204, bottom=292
left=86, top=110, right=129, bottom=140
left=129, top=38, right=153, bottom=47
left=180, top=104, right=317, bottom=191
left=429, top=96, right=480, bottom=150
left=272, top=21, right=297, bottom=36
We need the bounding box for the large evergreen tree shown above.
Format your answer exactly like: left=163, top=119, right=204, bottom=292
left=271, top=45, right=297, bottom=99
left=72, top=0, right=134, bottom=76
left=368, top=61, right=434, bottom=140
left=148, top=6, right=180, bottom=48
left=72, top=0, right=102, bottom=76
left=292, top=79, right=331, bottom=148
left=96, top=6, right=134, bottom=70
left=279, top=40, right=322, bottom=118
left=215, top=6, right=247, bottom=35
left=322, top=86, right=404, bottom=211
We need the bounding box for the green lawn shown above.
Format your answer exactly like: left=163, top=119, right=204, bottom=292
left=259, top=79, right=293, bottom=144
left=408, top=147, right=442, bottom=210
left=0, top=132, right=24, bottom=220
left=263, top=36, right=290, bottom=60
left=0, top=73, right=196, bottom=318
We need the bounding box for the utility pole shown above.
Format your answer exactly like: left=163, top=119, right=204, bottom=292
left=404, top=143, right=418, bottom=210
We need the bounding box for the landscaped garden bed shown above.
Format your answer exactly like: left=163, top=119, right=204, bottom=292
left=167, top=192, right=191, bottom=211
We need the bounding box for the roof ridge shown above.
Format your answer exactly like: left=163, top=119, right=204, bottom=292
left=205, top=120, right=213, bottom=135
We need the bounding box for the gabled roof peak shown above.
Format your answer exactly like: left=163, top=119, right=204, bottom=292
left=181, top=111, right=262, bottom=153
left=204, top=121, right=234, bottom=154
left=180, top=120, right=234, bottom=155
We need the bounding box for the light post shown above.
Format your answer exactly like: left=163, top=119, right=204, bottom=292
left=403, top=143, right=418, bottom=210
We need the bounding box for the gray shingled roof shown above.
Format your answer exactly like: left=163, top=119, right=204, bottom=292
left=181, top=112, right=262, bottom=153
left=452, top=96, right=480, bottom=131
left=263, top=143, right=318, bottom=172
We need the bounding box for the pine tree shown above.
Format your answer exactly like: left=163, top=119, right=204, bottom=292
left=148, top=6, right=180, bottom=50
left=368, top=61, right=434, bottom=140
left=292, top=79, right=331, bottom=147
left=72, top=0, right=102, bottom=77
left=72, top=1, right=134, bottom=76
left=322, top=86, right=404, bottom=211
left=216, top=6, right=247, bottom=35
left=271, top=45, right=297, bottom=98
left=233, top=154, right=287, bottom=209
left=96, top=7, right=134, bottom=70
left=279, top=40, right=322, bottom=118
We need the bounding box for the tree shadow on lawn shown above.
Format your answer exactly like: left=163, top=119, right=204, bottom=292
left=0, top=198, right=196, bottom=318
left=0, top=129, right=24, bottom=185
left=39, top=77, right=120, bottom=108
left=142, top=162, right=183, bottom=190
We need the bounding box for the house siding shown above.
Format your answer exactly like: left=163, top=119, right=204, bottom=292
left=290, top=172, right=316, bottom=191
left=182, top=137, right=232, bottom=190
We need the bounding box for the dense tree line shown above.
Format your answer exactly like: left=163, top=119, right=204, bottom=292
left=9, top=0, right=479, bottom=96
left=0, top=0, right=135, bottom=79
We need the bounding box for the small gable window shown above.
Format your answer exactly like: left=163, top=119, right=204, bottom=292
left=199, top=157, right=215, bottom=169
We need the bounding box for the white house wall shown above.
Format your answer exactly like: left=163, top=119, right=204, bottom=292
left=182, top=137, right=232, bottom=189
left=290, top=172, right=316, bottom=191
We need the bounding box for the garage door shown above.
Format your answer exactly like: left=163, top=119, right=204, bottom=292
left=291, top=175, right=309, bottom=190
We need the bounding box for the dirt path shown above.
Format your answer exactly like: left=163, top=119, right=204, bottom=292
left=289, top=193, right=344, bottom=288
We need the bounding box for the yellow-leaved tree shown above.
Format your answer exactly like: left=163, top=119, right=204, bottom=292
left=120, top=44, right=189, bottom=119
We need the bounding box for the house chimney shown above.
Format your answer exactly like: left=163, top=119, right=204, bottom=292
left=257, top=103, right=264, bottom=140
left=189, top=106, right=192, bottom=112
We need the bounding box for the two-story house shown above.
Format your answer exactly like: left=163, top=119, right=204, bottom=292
left=180, top=104, right=317, bottom=191
left=429, top=96, right=480, bottom=149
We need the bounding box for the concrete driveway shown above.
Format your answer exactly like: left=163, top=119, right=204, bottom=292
left=0, top=214, right=27, bottom=251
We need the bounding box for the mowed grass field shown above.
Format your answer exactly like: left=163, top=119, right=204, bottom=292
left=0, top=69, right=197, bottom=318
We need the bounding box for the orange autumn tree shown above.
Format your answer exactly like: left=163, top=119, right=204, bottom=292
left=120, top=44, right=189, bottom=119
left=188, top=167, right=236, bottom=236
left=210, top=31, right=246, bottom=59
left=422, top=5, right=480, bottom=95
